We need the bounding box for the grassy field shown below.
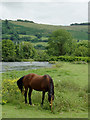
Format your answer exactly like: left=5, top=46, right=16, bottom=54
left=1, top=62, right=88, bottom=118
left=11, top=21, right=88, bottom=32
left=2, top=104, right=88, bottom=118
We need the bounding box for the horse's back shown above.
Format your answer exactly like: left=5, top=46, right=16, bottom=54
left=22, top=73, right=35, bottom=87
left=31, top=74, right=49, bottom=91
left=23, top=73, right=49, bottom=91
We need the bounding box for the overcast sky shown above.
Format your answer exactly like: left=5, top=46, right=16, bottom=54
left=0, top=0, right=89, bottom=25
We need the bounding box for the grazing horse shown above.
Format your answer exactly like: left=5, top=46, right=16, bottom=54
left=17, top=73, right=54, bottom=110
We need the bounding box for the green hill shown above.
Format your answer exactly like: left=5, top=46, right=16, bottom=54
left=10, top=20, right=88, bottom=40
left=2, top=20, right=88, bottom=50
left=2, top=20, right=88, bottom=39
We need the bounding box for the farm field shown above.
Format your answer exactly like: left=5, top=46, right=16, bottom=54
left=1, top=62, right=88, bottom=118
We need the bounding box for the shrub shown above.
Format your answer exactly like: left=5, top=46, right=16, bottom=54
left=48, top=56, right=90, bottom=63
left=2, top=79, right=24, bottom=105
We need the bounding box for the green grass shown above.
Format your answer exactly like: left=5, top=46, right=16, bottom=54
left=2, top=104, right=88, bottom=118
left=1, top=62, right=88, bottom=118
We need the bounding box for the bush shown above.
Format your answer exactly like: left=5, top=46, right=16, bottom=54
left=2, top=79, right=24, bottom=105
left=74, top=46, right=88, bottom=57
left=34, top=51, right=49, bottom=61
left=48, top=56, right=90, bottom=63
left=2, top=40, right=16, bottom=62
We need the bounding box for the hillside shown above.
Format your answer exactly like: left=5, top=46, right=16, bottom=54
left=2, top=20, right=88, bottom=51
left=2, top=20, right=88, bottom=39
left=10, top=20, right=88, bottom=40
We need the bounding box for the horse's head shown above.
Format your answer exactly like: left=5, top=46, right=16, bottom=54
left=48, top=83, right=54, bottom=103
left=48, top=92, right=54, bottom=102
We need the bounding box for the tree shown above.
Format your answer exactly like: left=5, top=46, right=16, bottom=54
left=74, top=40, right=88, bottom=57
left=77, top=40, right=88, bottom=48
left=2, top=40, right=16, bottom=61
left=2, top=20, right=16, bottom=35
left=74, top=46, right=88, bottom=57
left=10, top=32, right=19, bottom=41
left=34, top=50, right=49, bottom=61
left=15, top=44, right=21, bottom=59
left=4, top=19, right=10, bottom=29
left=47, top=29, right=73, bottom=56
left=19, top=42, right=36, bottom=59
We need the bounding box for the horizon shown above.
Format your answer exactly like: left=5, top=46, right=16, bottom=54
left=1, top=18, right=89, bottom=26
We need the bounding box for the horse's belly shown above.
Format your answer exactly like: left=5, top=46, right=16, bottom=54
left=31, top=84, right=43, bottom=91
left=33, top=88, right=43, bottom=91
left=30, top=81, right=46, bottom=91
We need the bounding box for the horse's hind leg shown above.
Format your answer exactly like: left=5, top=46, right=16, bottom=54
left=41, top=91, right=45, bottom=106
left=24, top=88, right=28, bottom=104
left=28, top=87, right=32, bottom=105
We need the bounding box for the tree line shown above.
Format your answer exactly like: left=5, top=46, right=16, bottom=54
left=70, top=22, right=90, bottom=26
left=17, top=19, right=34, bottom=23
left=2, top=29, right=88, bottom=62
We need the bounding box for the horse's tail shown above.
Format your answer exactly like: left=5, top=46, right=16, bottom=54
left=50, top=77, right=54, bottom=96
left=48, top=75, right=54, bottom=98
left=17, top=76, right=24, bottom=93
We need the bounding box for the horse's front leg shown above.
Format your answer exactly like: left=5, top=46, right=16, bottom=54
left=28, top=87, right=32, bottom=105
left=41, top=91, right=45, bottom=106
left=24, top=88, right=28, bottom=104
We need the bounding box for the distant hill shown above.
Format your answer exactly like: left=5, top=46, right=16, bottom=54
left=10, top=20, right=88, bottom=40
left=2, top=20, right=88, bottom=44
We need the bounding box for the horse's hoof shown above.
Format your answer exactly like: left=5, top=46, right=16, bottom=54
left=29, top=103, right=32, bottom=105
left=32, top=104, right=35, bottom=106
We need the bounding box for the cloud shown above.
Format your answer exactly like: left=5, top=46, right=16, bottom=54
left=0, top=2, right=88, bottom=25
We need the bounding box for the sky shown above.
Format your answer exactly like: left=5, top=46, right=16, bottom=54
left=0, top=0, right=89, bottom=25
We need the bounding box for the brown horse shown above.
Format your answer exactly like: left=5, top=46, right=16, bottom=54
left=17, top=73, right=54, bottom=109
